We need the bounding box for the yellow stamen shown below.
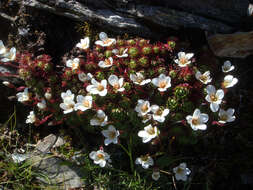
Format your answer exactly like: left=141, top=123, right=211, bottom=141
left=192, top=118, right=199, bottom=125
left=147, top=127, right=155, bottom=135
left=97, top=153, right=104, bottom=160
left=141, top=103, right=149, bottom=113
left=83, top=100, right=90, bottom=107
left=159, top=81, right=167, bottom=88
left=210, top=94, right=218, bottom=102
left=97, top=84, right=104, bottom=91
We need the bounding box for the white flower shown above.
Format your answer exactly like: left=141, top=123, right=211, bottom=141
left=101, top=125, right=120, bottom=146
left=0, top=40, right=7, bottom=55
left=60, top=90, right=75, bottom=114
left=152, top=74, right=171, bottom=92
left=26, top=111, right=36, bottom=124
left=86, top=79, right=107, bottom=96
left=174, top=52, right=194, bottom=67
left=90, top=110, right=108, bottom=126
left=205, top=85, right=224, bottom=112
left=44, top=91, right=52, bottom=100
left=76, top=37, right=90, bottom=50
left=16, top=88, right=30, bottom=103
left=138, top=124, right=159, bottom=143
left=186, top=108, right=209, bottom=130
left=1, top=47, right=16, bottom=62
left=2, top=81, right=10, bottom=87
left=89, top=149, right=110, bottom=167
left=223, top=75, right=238, bottom=88
left=98, top=57, right=113, bottom=68
left=78, top=72, right=93, bottom=82
left=135, top=99, right=151, bottom=116
left=130, top=72, right=151, bottom=86
left=108, top=74, right=125, bottom=92
left=135, top=155, right=154, bottom=169
left=112, top=48, right=128, bottom=58
left=74, top=95, right=92, bottom=111
left=222, top=61, right=234, bottom=73
left=151, top=105, right=169, bottom=123
left=37, top=99, right=46, bottom=110
left=195, top=70, right=212, bottom=84
left=218, top=108, right=236, bottom=124
left=95, top=32, right=116, bottom=47
left=173, top=163, right=191, bottom=181
left=66, top=58, right=80, bottom=71
left=152, top=170, right=160, bottom=181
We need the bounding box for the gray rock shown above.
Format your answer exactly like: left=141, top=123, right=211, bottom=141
left=207, top=31, right=253, bottom=58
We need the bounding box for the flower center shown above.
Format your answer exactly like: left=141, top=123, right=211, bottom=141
left=220, top=114, right=228, bottom=121
left=159, top=81, right=167, bottom=88
left=97, top=116, right=105, bottom=123
left=82, top=42, right=88, bottom=49
left=141, top=155, right=149, bottom=162
left=192, top=118, right=199, bottom=125
left=103, top=39, right=112, bottom=45
left=109, top=131, right=116, bottom=139
left=136, top=76, right=143, bottom=84
left=155, top=109, right=163, bottom=116
left=105, top=58, right=112, bottom=66
left=67, top=103, right=74, bottom=109
left=97, top=84, right=105, bottom=91
left=113, top=83, right=120, bottom=90
left=83, top=100, right=90, bottom=107
left=176, top=167, right=184, bottom=174
left=147, top=127, right=155, bottom=135
left=141, top=103, right=149, bottom=113
left=97, top=153, right=104, bottom=160
left=180, top=57, right=188, bottom=65
left=199, top=75, right=207, bottom=82
left=210, top=94, right=218, bottom=102
left=223, top=81, right=230, bottom=88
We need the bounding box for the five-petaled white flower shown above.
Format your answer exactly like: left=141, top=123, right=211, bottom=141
left=78, top=72, right=93, bottom=82
left=138, top=124, right=159, bottom=143
left=74, top=95, right=92, bottom=111
left=186, top=108, right=209, bottom=131
left=218, top=108, right=236, bottom=124
left=222, top=61, right=235, bottom=73
left=60, top=90, right=75, bottom=114
left=16, top=88, right=30, bottom=103
left=205, top=85, right=224, bottom=112
left=0, top=40, right=7, bottom=56
left=152, top=170, right=160, bottom=181
left=66, top=58, right=80, bottom=71
left=90, top=109, right=108, bottom=126
left=173, top=163, right=191, bottom=181
left=151, top=105, right=169, bottom=123
left=101, top=125, right=120, bottom=146
left=89, top=149, right=110, bottom=167
left=223, top=75, right=238, bottom=88
left=1, top=47, right=16, bottom=62
left=195, top=70, right=212, bottom=84
left=152, top=74, right=171, bottom=92
left=98, top=57, right=113, bottom=68
left=37, top=99, right=47, bottom=110
left=86, top=78, right=107, bottom=96
left=76, top=37, right=90, bottom=50
left=130, top=72, right=151, bottom=86
left=174, top=52, right=194, bottom=67
left=95, top=32, right=116, bottom=47
left=108, top=74, right=125, bottom=92
left=135, top=155, right=154, bottom=169
left=112, top=48, right=128, bottom=58
left=26, top=111, right=36, bottom=124
left=135, top=99, right=151, bottom=116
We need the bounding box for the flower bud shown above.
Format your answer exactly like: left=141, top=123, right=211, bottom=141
left=45, top=92, right=52, bottom=100
left=117, top=39, right=125, bottom=46
left=167, top=97, right=178, bottom=111
left=127, top=39, right=136, bottom=46
left=153, top=46, right=160, bottom=54
left=129, top=47, right=139, bottom=58
left=96, top=71, right=105, bottom=80
left=105, top=50, right=112, bottom=58
left=139, top=57, right=149, bottom=67
left=142, top=46, right=152, bottom=55
left=129, top=59, right=137, bottom=69
left=174, top=85, right=190, bottom=100
left=169, top=70, right=177, bottom=79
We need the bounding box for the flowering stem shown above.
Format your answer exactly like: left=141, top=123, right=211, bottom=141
left=160, top=169, right=172, bottom=175
left=128, top=135, right=134, bottom=173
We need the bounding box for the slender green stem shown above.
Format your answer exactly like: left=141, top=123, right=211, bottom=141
left=119, top=143, right=129, bottom=156
left=128, top=135, right=134, bottom=173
